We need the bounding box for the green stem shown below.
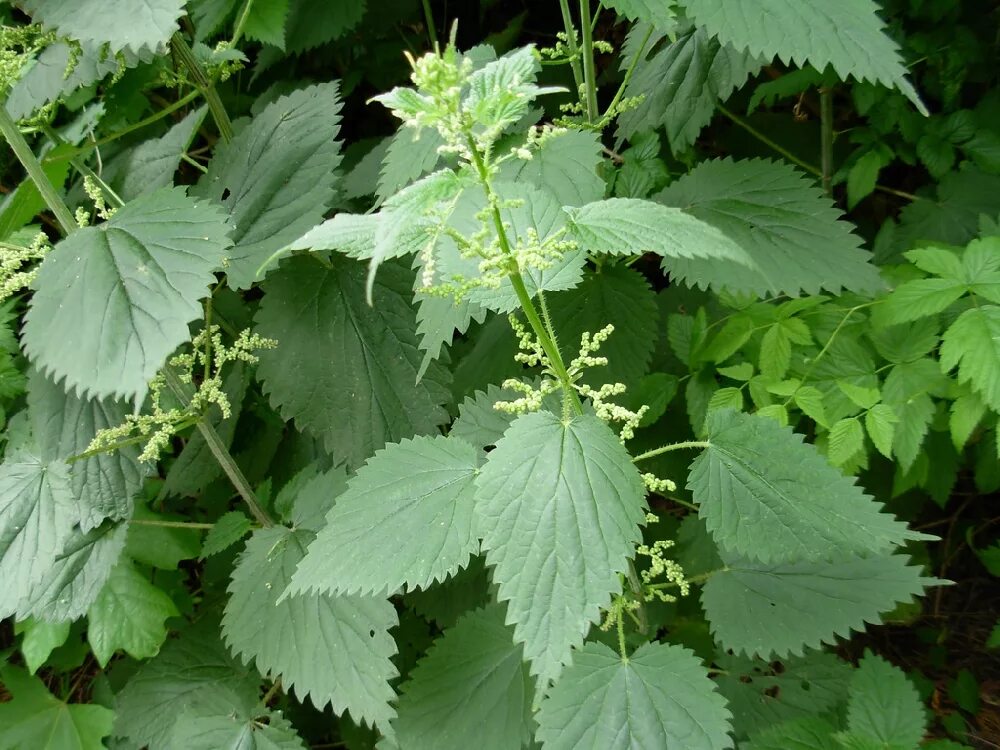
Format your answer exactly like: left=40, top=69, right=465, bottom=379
left=632, top=440, right=710, bottom=463
left=820, top=87, right=834, bottom=197
left=648, top=567, right=725, bottom=590
left=180, top=152, right=208, bottom=173
left=578, top=0, right=599, bottom=123
left=171, top=33, right=234, bottom=143
left=0, top=106, right=76, bottom=234
left=557, top=0, right=585, bottom=97
left=717, top=103, right=821, bottom=177
left=131, top=519, right=215, bottom=530
left=163, top=368, right=273, bottom=527
left=230, top=0, right=256, bottom=45
left=466, top=136, right=583, bottom=415
left=601, top=23, right=652, bottom=124
left=616, top=604, right=629, bottom=662
left=421, top=0, right=438, bottom=48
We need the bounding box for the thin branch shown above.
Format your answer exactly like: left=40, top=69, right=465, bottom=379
left=632, top=440, right=710, bottom=464
left=171, top=33, right=234, bottom=143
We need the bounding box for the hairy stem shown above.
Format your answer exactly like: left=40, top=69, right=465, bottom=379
left=632, top=440, right=710, bottom=463
left=0, top=105, right=76, bottom=234
left=164, top=368, right=274, bottom=527
left=466, top=136, right=583, bottom=415
left=131, top=519, right=215, bottom=530
left=820, top=87, right=834, bottom=197
left=171, top=33, right=234, bottom=143
left=557, top=0, right=585, bottom=97
left=578, top=0, right=599, bottom=123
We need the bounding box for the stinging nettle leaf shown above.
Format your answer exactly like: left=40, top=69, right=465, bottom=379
left=689, top=409, right=926, bottom=564
left=702, top=551, right=935, bottom=658
left=224, top=526, right=399, bottom=729
left=193, top=82, right=343, bottom=290
left=22, top=187, right=232, bottom=403
left=474, top=411, right=646, bottom=684
left=535, top=641, right=733, bottom=750
left=843, top=650, right=926, bottom=750
left=683, top=0, right=926, bottom=114
left=287, top=434, right=480, bottom=597
left=565, top=197, right=754, bottom=266
left=200, top=510, right=252, bottom=558
left=392, top=605, right=534, bottom=750
left=498, top=128, right=605, bottom=207
left=254, top=255, right=451, bottom=469
left=19, top=0, right=185, bottom=54
left=657, top=158, right=882, bottom=297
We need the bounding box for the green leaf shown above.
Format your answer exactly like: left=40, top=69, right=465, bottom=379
left=547, top=265, right=659, bottom=387
left=224, top=527, right=399, bottom=728
left=126, top=503, right=202, bottom=570
left=603, top=0, right=677, bottom=28
left=881, top=360, right=941, bottom=471
left=657, top=158, right=882, bottom=296
left=701, top=316, right=754, bottom=364
left=941, top=306, right=1000, bottom=411
left=4, top=41, right=119, bottom=121
left=86, top=559, right=178, bottom=666
left=707, top=386, right=744, bottom=416
left=702, top=552, right=933, bottom=658
left=115, top=620, right=261, bottom=749
left=837, top=381, right=881, bottom=410
left=0, top=664, right=114, bottom=749
left=193, top=83, right=343, bottom=289
left=17, top=521, right=128, bottom=622
left=168, top=706, right=307, bottom=750
left=760, top=324, right=792, bottom=379
left=950, top=391, right=986, bottom=451
left=498, top=129, right=604, bottom=207
left=879, top=278, right=968, bottom=325
left=287, top=435, right=480, bottom=597
left=844, top=651, right=926, bottom=750
left=21, top=0, right=185, bottom=53
left=0, top=451, right=75, bottom=619
left=689, top=410, right=922, bottom=564
left=282, top=0, right=366, bottom=53
left=243, top=0, right=289, bottom=48
left=28, top=368, right=145, bottom=531
left=463, top=47, right=557, bottom=134
left=827, top=417, right=864, bottom=467
left=683, top=0, right=925, bottom=113
left=200, top=510, right=252, bottom=558
left=716, top=651, right=850, bottom=740
left=746, top=718, right=841, bottom=750
left=565, top=197, right=753, bottom=266
left=280, top=465, right=348, bottom=533
left=450, top=383, right=525, bottom=450
left=794, top=386, right=829, bottom=428
left=16, top=618, right=70, bottom=674
left=377, top=128, right=444, bottom=202
left=474, top=411, right=646, bottom=684
left=865, top=403, right=898, bottom=459
left=282, top=212, right=377, bottom=261
left=617, top=23, right=762, bottom=154
left=254, top=255, right=451, bottom=469
left=535, top=641, right=732, bottom=750
left=22, top=187, right=232, bottom=402
left=847, top=149, right=885, bottom=210
left=392, top=605, right=533, bottom=750
left=0, top=146, right=71, bottom=237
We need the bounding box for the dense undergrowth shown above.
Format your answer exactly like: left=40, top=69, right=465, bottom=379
left=0, top=0, right=999, bottom=748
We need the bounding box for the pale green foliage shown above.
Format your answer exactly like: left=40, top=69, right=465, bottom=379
left=689, top=410, right=923, bottom=564
left=200, top=510, right=252, bottom=558
left=223, top=527, right=399, bottom=728
left=702, top=552, right=933, bottom=658
left=254, top=256, right=451, bottom=468
left=0, top=664, right=114, bottom=749
left=15, top=618, right=70, bottom=674
left=603, top=0, right=677, bottom=29
left=657, top=158, right=882, bottom=296
left=535, top=642, right=732, bottom=749
left=192, top=83, right=343, bottom=289
left=497, top=129, right=604, bottom=207
left=474, top=411, right=646, bottom=684
left=21, top=0, right=185, bottom=53
left=287, top=434, right=480, bottom=597
left=941, top=306, right=1000, bottom=411
left=745, top=718, right=842, bottom=750
left=22, top=187, right=232, bottom=402
left=169, top=706, right=307, bottom=750
left=683, top=0, right=926, bottom=113
left=392, top=605, right=534, bottom=750
left=841, top=651, right=926, bottom=749
left=86, top=559, right=178, bottom=666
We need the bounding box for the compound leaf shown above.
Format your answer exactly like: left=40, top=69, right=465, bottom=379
left=0, top=664, right=114, bottom=750
left=287, top=435, right=480, bottom=597
left=940, top=305, right=1000, bottom=411
left=535, top=641, right=732, bottom=750
left=20, top=0, right=185, bottom=53
left=254, top=255, right=451, bottom=469
left=193, top=83, right=343, bottom=289
left=22, top=187, right=232, bottom=402
left=474, top=411, right=646, bottom=684
left=657, top=158, right=881, bottom=297
left=224, top=527, right=399, bottom=729
left=702, top=552, right=934, bottom=658
left=392, top=605, right=533, bottom=750
left=86, top=559, right=178, bottom=666
left=683, top=0, right=925, bottom=113
left=689, top=409, right=922, bottom=564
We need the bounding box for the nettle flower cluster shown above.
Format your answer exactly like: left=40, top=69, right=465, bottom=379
left=86, top=327, right=276, bottom=462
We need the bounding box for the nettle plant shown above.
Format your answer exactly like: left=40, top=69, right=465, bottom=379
left=0, top=1, right=968, bottom=748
